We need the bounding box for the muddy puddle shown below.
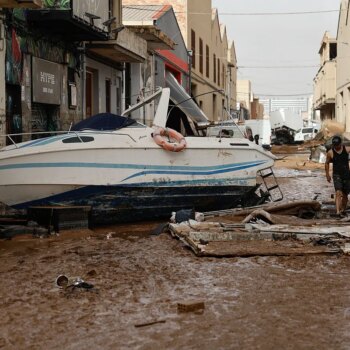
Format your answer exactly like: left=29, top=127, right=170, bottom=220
left=0, top=154, right=350, bottom=349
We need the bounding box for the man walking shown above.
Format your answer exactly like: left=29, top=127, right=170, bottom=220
left=325, top=136, right=350, bottom=217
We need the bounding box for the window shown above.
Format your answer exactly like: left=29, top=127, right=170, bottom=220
left=191, top=29, right=196, bottom=69
left=222, top=63, right=225, bottom=88
left=116, top=77, right=121, bottom=115
left=199, top=38, right=203, bottom=74
left=68, top=67, right=77, bottom=109
left=63, top=136, right=94, bottom=143
left=206, top=45, right=210, bottom=78
left=218, top=59, right=220, bottom=86
left=213, top=54, right=216, bottom=83
left=86, top=70, right=94, bottom=118
left=330, top=43, right=337, bottom=60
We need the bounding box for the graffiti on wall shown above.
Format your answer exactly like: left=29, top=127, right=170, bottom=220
left=31, top=103, right=60, bottom=132
left=6, top=29, right=22, bottom=85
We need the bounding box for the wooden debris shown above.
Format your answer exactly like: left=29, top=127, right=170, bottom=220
left=177, top=301, right=205, bottom=313
left=193, top=241, right=339, bottom=257
left=169, top=218, right=347, bottom=257
left=341, top=243, right=350, bottom=255
left=242, top=210, right=319, bottom=226
left=134, top=320, right=166, bottom=328
left=168, top=198, right=350, bottom=257
left=249, top=224, right=350, bottom=238
left=187, top=230, right=273, bottom=242
left=204, top=200, right=321, bottom=219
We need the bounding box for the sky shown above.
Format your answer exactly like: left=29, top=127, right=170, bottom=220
left=212, top=0, right=339, bottom=99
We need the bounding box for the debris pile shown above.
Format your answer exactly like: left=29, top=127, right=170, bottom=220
left=169, top=201, right=350, bottom=257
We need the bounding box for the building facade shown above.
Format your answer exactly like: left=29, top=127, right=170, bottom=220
left=122, top=0, right=237, bottom=121
left=0, top=0, right=150, bottom=148
left=250, top=97, right=264, bottom=119
left=237, top=80, right=252, bottom=117
left=260, top=98, right=310, bottom=117
left=123, top=5, right=186, bottom=126
left=313, top=31, right=336, bottom=121
left=336, top=0, right=350, bottom=131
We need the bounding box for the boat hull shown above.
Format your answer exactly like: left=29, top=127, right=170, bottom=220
left=6, top=183, right=259, bottom=224
left=0, top=131, right=276, bottom=224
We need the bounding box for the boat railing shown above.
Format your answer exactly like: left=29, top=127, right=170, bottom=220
left=2, top=130, right=136, bottom=149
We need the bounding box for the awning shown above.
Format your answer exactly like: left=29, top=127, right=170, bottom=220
left=166, top=71, right=208, bottom=124
left=125, top=26, right=175, bottom=51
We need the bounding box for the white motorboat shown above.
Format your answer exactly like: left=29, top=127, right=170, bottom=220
left=0, top=88, right=276, bottom=224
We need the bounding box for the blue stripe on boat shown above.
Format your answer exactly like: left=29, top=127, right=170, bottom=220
left=0, top=160, right=267, bottom=173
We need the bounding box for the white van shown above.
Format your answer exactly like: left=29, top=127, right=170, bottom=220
left=294, top=126, right=319, bottom=142
left=245, top=119, right=272, bottom=147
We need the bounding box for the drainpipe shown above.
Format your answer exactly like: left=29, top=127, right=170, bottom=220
left=187, top=50, right=193, bottom=96
left=143, top=57, right=146, bottom=125
left=227, top=62, right=235, bottom=118
left=80, top=42, right=86, bottom=119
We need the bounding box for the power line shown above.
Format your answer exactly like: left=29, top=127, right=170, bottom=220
left=236, top=91, right=312, bottom=97
left=123, top=5, right=339, bottom=17
left=219, top=10, right=339, bottom=16
left=239, top=65, right=318, bottom=69
left=255, top=93, right=313, bottom=97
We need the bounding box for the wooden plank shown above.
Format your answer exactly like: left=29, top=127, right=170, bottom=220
left=250, top=224, right=350, bottom=238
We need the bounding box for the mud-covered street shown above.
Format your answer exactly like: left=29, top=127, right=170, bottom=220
left=1, top=154, right=350, bottom=350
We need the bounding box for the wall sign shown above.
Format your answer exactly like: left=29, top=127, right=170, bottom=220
left=32, top=57, right=61, bottom=105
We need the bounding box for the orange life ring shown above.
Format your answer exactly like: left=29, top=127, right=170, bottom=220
left=152, top=127, right=187, bottom=152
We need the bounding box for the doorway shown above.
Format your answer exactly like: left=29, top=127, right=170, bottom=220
left=86, top=70, right=93, bottom=118
left=6, top=84, right=22, bottom=145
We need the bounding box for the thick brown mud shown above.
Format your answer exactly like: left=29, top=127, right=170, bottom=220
left=0, top=154, right=349, bottom=350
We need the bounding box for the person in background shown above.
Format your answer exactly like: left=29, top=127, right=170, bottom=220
left=325, top=135, right=350, bottom=217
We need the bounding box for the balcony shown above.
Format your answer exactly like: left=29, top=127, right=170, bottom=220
left=87, top=27, right=147, bottom=66
left=0, top=0, right=42, bottom=8
left=26, top=0, right=109, bottom=41
left=313, top=60, right=336, bottom=110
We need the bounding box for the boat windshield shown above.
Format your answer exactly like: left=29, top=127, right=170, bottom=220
left=71, top=113, right=140, bottom=131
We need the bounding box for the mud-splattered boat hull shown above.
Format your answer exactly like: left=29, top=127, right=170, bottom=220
left=11, top=184, right=259, bottom=224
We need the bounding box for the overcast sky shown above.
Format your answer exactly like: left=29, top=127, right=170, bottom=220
left=212, top=0, right=339, bottom=99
